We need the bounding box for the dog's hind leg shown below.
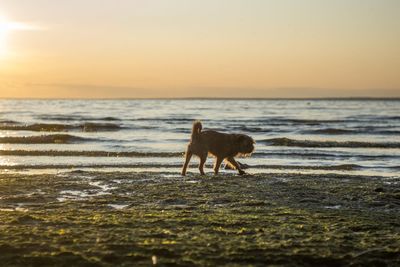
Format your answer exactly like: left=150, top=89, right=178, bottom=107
left=198, top=153, right=207, bottom=175
left=226, top=157, right=245, bottom=175
left=181, top=149, right=192, bottom=176
left=213, top=157, right=224, bottom=175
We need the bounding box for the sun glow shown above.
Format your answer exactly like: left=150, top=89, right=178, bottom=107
left=0, top=16, right=9, bottom=56
left=0, top=15, right=36, bottom=57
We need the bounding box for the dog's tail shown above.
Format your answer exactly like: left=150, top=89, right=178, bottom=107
left=191, top=120, right=202, bottom=140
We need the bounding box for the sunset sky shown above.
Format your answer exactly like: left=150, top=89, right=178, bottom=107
left=0, top=0, right=399, bottom=98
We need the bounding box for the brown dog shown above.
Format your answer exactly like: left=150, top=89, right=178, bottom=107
left=181, top=121, right=255, bottom=175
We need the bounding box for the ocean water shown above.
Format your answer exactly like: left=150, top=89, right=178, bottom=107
left=0, top=99, right=399, bottom=178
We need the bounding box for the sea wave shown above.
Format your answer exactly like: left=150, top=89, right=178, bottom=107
left=0, top=150, right=183, bottom=157
left=231, top=116, right=400, bottom=126
left=250, top=163, right=363, bottom=170
left=0, top=120, right=20, bottom=124
left=305, top=128, right=355, bottom=135
left=261, top=137, right=400, bottom=148
left=0, top=134, right=90, bottom=144
left=80, top=123, right=121, bottom=132
left=305, top=128, right=400, bottom=135
left=0, top=122, right=121, bottom=132
left=254, top=151, right=400, bottom=159
left=135, top=118, right=194, bottom=122
left=257, top=118, right=351, bottom=126
left=36, top=114, right=121, bottom=121
left=230, top=126, right=272, bottom=133
left=346, top=115, right=400, bottom=121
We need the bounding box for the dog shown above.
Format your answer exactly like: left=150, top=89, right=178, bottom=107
left=181, top=121, right=255, bottom=176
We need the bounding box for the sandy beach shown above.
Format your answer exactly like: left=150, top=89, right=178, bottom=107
left=0, top=171, right=399, bottom=266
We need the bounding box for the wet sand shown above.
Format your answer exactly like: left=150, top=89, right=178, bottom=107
left=0, top=171, right=399, bottom=266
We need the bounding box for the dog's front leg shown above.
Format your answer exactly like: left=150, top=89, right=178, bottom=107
left=181, top=149, right=192, bottom=176
left=226, top=157, right=245, bottom=175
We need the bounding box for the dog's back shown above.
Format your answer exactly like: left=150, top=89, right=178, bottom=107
left=190, top=121, right=250, bottom=158
left=196, top=130, right=236, bottom=158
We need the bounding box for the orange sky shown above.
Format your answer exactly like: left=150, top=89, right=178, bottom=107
left=0, top=0, right=399, bottom=98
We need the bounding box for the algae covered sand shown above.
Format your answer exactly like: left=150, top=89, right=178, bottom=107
left=0, top=171, right=399, bottom=266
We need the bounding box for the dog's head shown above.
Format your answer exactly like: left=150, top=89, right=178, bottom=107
left=236, top=134, right=255, bottom=156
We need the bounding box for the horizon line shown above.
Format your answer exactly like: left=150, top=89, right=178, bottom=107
left=0, top=96, right=400, bottom=101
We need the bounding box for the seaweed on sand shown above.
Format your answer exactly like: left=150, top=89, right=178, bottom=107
left=0, top=171, right=399, bottom=266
